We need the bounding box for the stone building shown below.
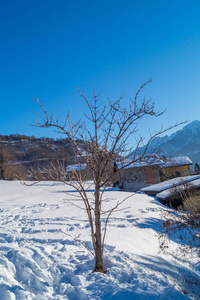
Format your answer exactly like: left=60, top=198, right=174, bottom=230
left=117, top=154, right=164, bottom=192
left=159, top=156, right=192, bottom=181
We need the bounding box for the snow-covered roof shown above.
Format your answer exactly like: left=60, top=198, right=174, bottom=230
left=141, top=174, right=200, bottom=195
left=156, top=178, right=200, bottom=201
left=117, top=154, right=164, bottom=169
left=161, top=156, right=193, bottom=168
left=66, top=163, right=86, bottom=172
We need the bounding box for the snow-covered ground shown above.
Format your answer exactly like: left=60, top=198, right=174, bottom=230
left=0, top=181, right=199, bottom=299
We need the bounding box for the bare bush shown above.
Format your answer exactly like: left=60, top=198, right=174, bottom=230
left=184, top=193, right=200, bottom=212
left=159, top=184, right=200, bottom=293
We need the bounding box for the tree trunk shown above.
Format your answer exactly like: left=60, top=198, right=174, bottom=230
left=93, top=182, right=105, bottom=273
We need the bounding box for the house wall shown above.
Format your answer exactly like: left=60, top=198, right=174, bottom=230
left=160, top=165, right=190, bottom=182
left=120, top=165, right=160, bottom=192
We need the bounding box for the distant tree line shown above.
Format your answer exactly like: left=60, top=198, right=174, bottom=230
left=0, top=134, right=88, bottom=180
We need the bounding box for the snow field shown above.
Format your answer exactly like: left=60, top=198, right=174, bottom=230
left=0, top=181, right=199, bottom=299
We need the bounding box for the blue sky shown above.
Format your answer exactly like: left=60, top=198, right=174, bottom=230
left=1, top=0, right=200, bottom=144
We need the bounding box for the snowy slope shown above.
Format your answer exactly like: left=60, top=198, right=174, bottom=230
left=0, top=181, right=199, bottom=299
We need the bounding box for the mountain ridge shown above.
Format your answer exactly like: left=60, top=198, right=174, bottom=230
left=136, top=120, right=200, bottom=166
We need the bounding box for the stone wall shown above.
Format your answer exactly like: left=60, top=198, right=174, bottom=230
left=119, top=166, right=160, bottom=192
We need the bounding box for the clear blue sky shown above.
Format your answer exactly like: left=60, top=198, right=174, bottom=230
left=1, top=0, right=200, bottom=144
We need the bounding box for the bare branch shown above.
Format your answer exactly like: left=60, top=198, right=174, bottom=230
left=62, top=230, right=95, bottom=258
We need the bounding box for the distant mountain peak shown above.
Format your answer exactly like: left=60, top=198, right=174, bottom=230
left=183, top=120, right=200, bottom=130
left=132, top=120, right=200, bottom=167
left=185, top=120, right=200, bottom=126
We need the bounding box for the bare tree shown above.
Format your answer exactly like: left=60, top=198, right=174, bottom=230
left=33, top=80, right=183, bottom=273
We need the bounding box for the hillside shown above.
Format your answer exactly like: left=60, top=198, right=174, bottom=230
left=0, top=134, right=89, bottom=180
left=1, top=120, right=200, bottom=179
left=0, top=181, right=199, bottom=299
left=135, top=120, right=200, bottom=166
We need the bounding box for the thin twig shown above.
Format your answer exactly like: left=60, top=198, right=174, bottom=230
left=62, top=230, right=95, bottom=258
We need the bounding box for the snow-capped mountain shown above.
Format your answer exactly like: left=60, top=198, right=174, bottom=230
left=136, top=120, right=200, bottom=165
